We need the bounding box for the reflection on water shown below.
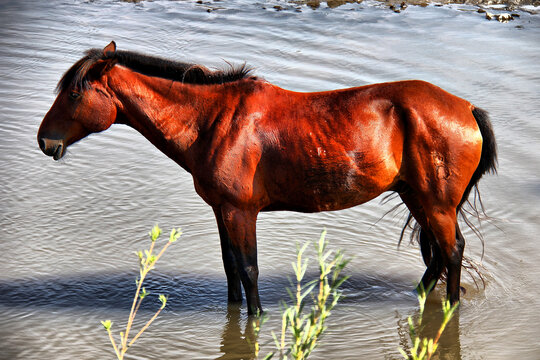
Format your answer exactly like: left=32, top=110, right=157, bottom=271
left=2, top=0, right=540, bottom=359
left=396, top=293, right=463, bottom=360
left=217, top=305, right=257, bottom=360
left=217, top=289, right=466, bottom=360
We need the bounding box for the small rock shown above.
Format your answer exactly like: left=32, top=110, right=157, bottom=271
left=485, top=11, right=495, bottom=20
left=497, top=13, right=513, bottom=23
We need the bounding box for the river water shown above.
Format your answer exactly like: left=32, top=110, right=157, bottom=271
left=1, top=0, right=539, bottom=359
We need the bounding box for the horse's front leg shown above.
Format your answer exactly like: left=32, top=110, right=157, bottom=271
left=219, top=204, right=262, bottom=315
left=213, top=207, right=243, bottom=303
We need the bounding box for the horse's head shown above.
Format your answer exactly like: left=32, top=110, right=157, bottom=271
left=38, top=42, right=119, bottom=160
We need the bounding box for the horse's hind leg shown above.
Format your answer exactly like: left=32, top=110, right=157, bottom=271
left=425, top=207, right=463, bottom=305
left=399, top=191, right=445, bottom=294
left=419, top=227, right=432, bottom=267
left=420, top=222, right=466, bottom=300
left=418, top=228, right=444, bottom=292
left=398, top=149, right=471, bottom=304
left=451, top=223, right=466, bottom=298
left=400, top=196, right=465, bottom=304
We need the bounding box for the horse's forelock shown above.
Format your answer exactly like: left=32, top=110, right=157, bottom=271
left=56, top=49, right=104, bottom=94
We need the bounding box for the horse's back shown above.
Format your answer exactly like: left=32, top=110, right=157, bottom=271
left=199, top=79, right=482, bottom=213
left=253, top=82, right=410, bottom=212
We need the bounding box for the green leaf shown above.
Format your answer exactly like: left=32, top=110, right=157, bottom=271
left=332, top=274, right=350, bottom=290
left=408, top=316, right=416, bottom=337
left=398, top=347, right=409, bottom=359
left=318, top=228, right=327, bottom=250
left=100, top=319, right=112, bottom=331
left=297, top=241, right=309, bottom=257
left=140, top=287, right=148, bottom=299
left=299, top=283, right=317, bottom=302
left=169, top=228, right=182, bottom=243
left=149, top=224, right=162, bottom=242
left=159, top=294, right=168, bottom=309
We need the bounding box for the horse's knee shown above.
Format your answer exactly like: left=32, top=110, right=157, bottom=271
left=426, top=210, right=459, bottom=259
left=244, top=265, right=259, bottom=281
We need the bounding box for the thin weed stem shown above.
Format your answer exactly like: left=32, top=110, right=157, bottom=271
left=259, top=229, right=349, bottom=360
left=128, top=307, right=164, bottom=347
left=101, top=225, right=180, bottom=360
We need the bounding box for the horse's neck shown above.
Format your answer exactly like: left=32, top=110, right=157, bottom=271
left=110, top=68, right=224, bottom=171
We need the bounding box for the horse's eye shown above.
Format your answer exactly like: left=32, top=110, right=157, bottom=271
left=69, top=91, right=81, bottom=100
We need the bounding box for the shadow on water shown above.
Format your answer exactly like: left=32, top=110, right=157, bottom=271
left=0, top=271, right=463, bottom=359
left=0, top=270, right=420, bottom=311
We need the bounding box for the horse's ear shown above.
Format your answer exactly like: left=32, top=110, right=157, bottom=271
left=103, top=41, right=116, bottom=58
left=86, top=42, right=117, bottom=80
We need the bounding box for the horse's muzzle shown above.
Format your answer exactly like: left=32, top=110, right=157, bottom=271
left=38, top=137, right=65, bottom=160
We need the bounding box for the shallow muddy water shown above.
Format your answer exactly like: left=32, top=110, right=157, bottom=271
left=1, top=0, right=540, bottom=359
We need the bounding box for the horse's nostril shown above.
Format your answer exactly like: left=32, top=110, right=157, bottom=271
left=38, top=138, right=46, bottom=152
left=53, top=143, right=64, bottom=160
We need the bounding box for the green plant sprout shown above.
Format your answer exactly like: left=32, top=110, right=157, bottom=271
left=257, top=229, right=350, bottom=360
left=399, top=285, right=459, bottom=360
left=101, top=225, right=181, bottom=360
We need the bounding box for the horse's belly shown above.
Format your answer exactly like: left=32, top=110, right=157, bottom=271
left=264, top=166, right=398, bottom=213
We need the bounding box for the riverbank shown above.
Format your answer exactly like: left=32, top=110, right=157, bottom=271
left=268, top=0, right=539, bottom=22
left=292, top=0, right=539, bottom=8
left=257, top=0, right=540, bottom=16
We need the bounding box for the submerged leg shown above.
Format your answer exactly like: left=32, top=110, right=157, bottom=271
left=220, top=204, right=262, bottom=315
left=214, top=207, right=243, bottom=303
left=447, top=223, right=465, bottom=304
left=426, top=209, right=462, bottom=305
left=400, top=191, right=445, bottom=295
left=419, top=223, right=465, bottom=301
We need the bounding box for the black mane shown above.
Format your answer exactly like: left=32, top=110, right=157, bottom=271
left=56, top=48, right=255, bottom=93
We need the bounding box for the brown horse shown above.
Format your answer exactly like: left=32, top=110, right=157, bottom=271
left=38, top=42, right=497, bottom=315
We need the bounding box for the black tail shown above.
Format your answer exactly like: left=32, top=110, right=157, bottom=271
left=457, top=106, right=498, bottom=214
